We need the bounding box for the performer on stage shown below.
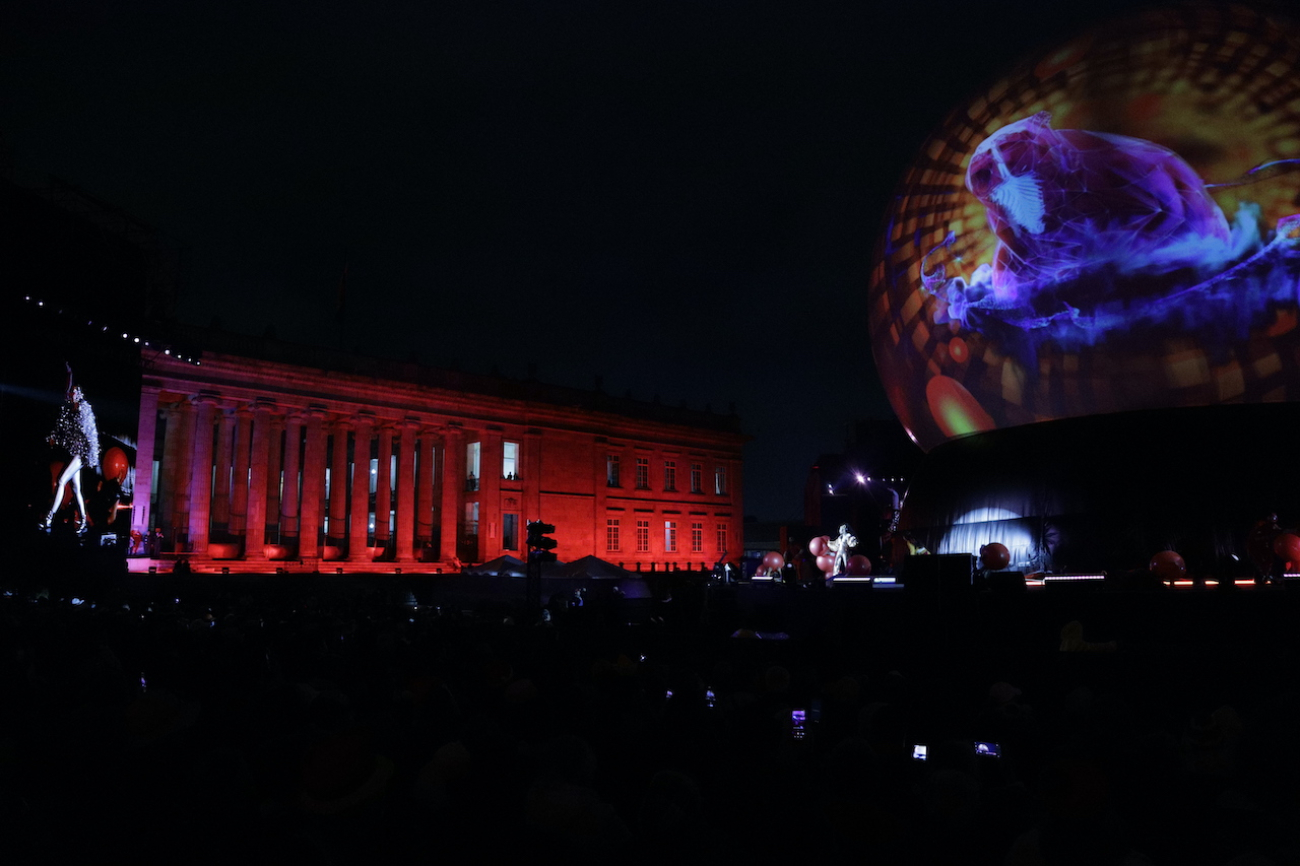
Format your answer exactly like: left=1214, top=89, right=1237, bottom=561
left=40, top=363, right=100, bottom=535
left=826, top=524, right=858, bottom=576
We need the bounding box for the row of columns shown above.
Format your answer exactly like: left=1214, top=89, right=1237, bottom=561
left=136, top=390, right=477, bottom=564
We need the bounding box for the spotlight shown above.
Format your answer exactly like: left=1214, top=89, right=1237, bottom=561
left=855, top=473, right=866, bottom=484
left=133, top=337, right=140, bottom=343
left=122, top=333, right=128, bottom=338
left=164, top=349, right=170, bottom=355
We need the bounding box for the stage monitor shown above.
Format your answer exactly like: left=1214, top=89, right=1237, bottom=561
left=870, top=5, right=1300, bottom=451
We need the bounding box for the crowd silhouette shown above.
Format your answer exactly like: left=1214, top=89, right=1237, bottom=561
left=3, top=571, right=1299, bottom=864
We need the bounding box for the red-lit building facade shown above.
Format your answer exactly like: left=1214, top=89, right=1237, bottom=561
left=131, top=333, right=745, bottom=573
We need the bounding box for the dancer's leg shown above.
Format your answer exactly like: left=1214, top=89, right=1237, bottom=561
left=69, top=459, right=88, bottom=531
left=44, top=457, right=84, bottom=527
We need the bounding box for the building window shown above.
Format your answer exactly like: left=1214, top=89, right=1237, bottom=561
left=664, top=521, right=678, bottom=553
left=503, top=441, right=519, bottom=480
left=691, top=522, right=703, bottom=553
left=636, top=457, right=649, bottom=489
left=464, top=502, right=479, bottom=537
left=714, top=464, right=727, bottom=495
left=716, top=523, right=728, bottom=555
left=690, top=463, right=702, bottom=493
left=636, top=520, right=650, bottom=552
left=607, top=519, right=620, bottom=552
left=466, top=442, right=480, bottom=491
left=503, top=513, right=518, bottom=550
left=607, top=455, right=621, bottom=488
left=663, top=461, right=676, bottom=492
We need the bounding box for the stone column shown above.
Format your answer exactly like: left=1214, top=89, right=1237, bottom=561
left=170, top=399, right=196, bottom=550
left=349, top=414, right=374, bottom=562
left=132, top=386, right=161, bottom=537
left=245, top=402, right=273, bottom=560
left=328, top=419, right=351, bottom=545
left=396, top=419, right=419, bottom=562
left=155, top=401, right=178, bottom=532
left=298, top=409, right=327, bottom=560
left=480, top=427, right=503, bottom=562
left=187, top=393, right=218, bottom=554
left=416, top=430, right=437, bottom=552
left=439, top=425, right=465, bottom=562
left=265, top=414, right=284, bottom=541
left=230, top=408, right=252, bottom=537
left=374, top=423, right=394, bottom=546
left=280, top=414, right=303, bottom=543
left=212, top=409, right=236, bottom=532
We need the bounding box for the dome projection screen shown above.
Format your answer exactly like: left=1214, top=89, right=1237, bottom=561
left=870, top=5, right=1300, bottom=452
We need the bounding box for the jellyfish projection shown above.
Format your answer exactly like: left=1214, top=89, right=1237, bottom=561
left=923, top=111, right=1300, bottom=350
left=871, top=6, right=1300, bottom=452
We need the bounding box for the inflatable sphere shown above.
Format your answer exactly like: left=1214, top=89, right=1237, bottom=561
left=1273, top=532, right=1300, bottom=564
left=102, top=447, right=129, bottom=483
left=980, top=542, right=1011, bottom=571
left=815, top=554, right=835, bottom=574
left=808, top=536, right=829, bottom=558
left=870, top=6, right=1300, bottom=451
left=847, top=554, right=873, bottom=576
left=762, top=551, right=785, bottom=573
left=1149, top=550, right=1187, bottom=581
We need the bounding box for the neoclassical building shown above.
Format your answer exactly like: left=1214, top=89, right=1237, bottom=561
left=131, top=331, right=746, bottom=573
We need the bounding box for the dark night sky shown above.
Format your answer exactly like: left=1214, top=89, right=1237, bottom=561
left=4, top=0, right=1141, bottom=520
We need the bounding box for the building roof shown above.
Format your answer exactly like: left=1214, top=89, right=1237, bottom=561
left=154, top=322, right=747, bottom=442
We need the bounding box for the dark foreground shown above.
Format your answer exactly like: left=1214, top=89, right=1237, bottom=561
left=4, top=565, right=1299, bottom=865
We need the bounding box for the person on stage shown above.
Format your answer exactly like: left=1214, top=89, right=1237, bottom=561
left=826, top=524, right=858, bottom=576
left=40, top=362, right=100, bottom=535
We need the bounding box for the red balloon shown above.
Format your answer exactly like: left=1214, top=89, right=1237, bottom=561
left=1273, top=533, right=1300, bottom=563
left=815, top=554, right=835, bottom=574
left=809, top=536, right=830, bottom=557
left=980, top=542, right=1011, bottom=570
left=762, top=551, right=785, bottom=572
left=1149, top=550, right=1186, bottom=581
left=848, top=554, right=873, bottom=576
left=102, top=447, right=130, bottom=483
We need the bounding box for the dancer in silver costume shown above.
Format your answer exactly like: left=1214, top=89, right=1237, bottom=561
left=41, top=363, right=100, bottom=534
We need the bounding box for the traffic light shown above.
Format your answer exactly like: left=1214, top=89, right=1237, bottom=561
left=526, top=520, right=557, bottom=562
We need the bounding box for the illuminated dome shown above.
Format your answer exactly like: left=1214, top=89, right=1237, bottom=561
left=870, top=4, right=1300, bottom=451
